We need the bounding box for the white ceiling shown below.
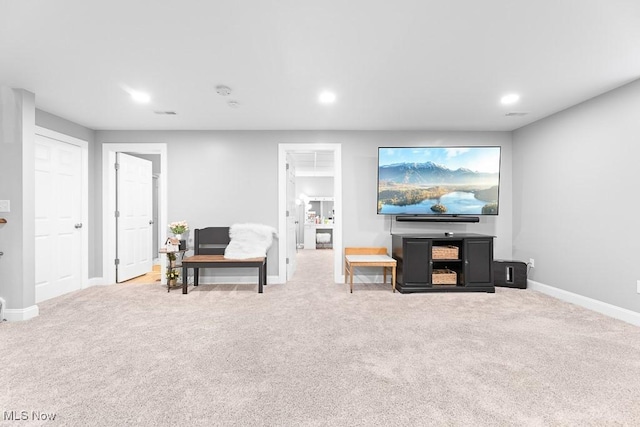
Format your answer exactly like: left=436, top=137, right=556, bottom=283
left=1, top=0, right=639, bottom=131
left=289, top=151, right=335, bottom=176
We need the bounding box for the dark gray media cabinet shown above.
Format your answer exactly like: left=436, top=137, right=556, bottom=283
left=392, top=233, right=495, bottom=293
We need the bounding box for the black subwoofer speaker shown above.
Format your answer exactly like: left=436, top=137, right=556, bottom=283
left=493, top=260, right=527, bottom=289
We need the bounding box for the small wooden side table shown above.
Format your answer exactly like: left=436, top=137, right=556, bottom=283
left=159, top=248, right=186, bottom=292
left=344, top=247, right=397, bottom=293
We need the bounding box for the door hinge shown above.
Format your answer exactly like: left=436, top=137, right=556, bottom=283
left=114, top=258, right=120, bottom=265
left=115, top=211, right=120, bottom=218
left=286, top=163, right=290, bottom=170
left=114, top=162, right=120, bottom=170
left=286, top=210, right=290, bottom=217
left=286, top=257, right=289, bottom=264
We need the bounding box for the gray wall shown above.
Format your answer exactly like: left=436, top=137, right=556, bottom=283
left=97, top=131, right=282, bottom=276
left=96, top=130, right=514, bottom=278
left=36, top=109, right=96, bottom=143
left=512, top=78, right=640, bottom=312
left=296, top=177, right=334, bottom=197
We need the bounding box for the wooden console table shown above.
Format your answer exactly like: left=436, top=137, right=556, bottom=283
left=181, top=255, right=267, bottom=294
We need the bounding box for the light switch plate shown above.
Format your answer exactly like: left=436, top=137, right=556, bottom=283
left=0, top=200, right=9, bottom=213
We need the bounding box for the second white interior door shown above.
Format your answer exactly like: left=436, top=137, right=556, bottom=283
left=116, top=153, right=152, bottom=282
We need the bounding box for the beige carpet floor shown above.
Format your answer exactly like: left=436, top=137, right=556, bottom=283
left=2, top=249, right=640, bottom=426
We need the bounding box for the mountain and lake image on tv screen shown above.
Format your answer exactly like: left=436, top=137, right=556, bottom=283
left=377, top=146, right=501, bottom=215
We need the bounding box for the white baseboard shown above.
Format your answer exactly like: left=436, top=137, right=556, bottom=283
left=87, top=277, right=106, bottom=287
left=267, top=275, right=282, bottom=285
left=4, top=305, right=39, bottom=322
left=528, top=279, right=640, bottom=327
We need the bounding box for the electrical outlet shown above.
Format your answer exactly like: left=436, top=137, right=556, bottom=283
left=0, top=200, right=9, bottom=213
left=529, top=258, right=535, bottom=268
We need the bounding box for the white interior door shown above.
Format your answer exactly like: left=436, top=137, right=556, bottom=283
left=116, top=153, right=153, bottom=282
left=286, top=155, right=297, bottom=280
left=34, top=134, right=83, bottom=302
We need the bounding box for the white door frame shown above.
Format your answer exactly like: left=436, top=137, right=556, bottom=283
left=102, top=143, right=167, bottom=285
left=278, top=143, right=342, bottom=284
left=35, top=126, right=89, bottom=292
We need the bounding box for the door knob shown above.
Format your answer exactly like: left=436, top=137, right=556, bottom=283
left=149, top=220, right=154, bottom=225
left=74, top=223, right=83, bottom=229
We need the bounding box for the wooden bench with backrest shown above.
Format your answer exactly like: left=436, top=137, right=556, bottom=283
left=181, top=227, right=266, bottom=294
left=344, top=247, right=397, bottom=293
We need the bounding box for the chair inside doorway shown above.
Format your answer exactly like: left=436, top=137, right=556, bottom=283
left=316, top=229, right=333, bottom=249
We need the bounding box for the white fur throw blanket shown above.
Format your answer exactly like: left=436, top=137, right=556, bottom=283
left=224, top=223, right=278, bottom=259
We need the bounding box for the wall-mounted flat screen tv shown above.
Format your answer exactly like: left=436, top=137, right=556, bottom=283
left=377, top=146, right=501, bottom=216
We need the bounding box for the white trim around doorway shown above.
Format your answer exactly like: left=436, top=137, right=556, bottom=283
left=101, top=143, right=168, bottom=285
left=278, top=143, right=342, bottom=284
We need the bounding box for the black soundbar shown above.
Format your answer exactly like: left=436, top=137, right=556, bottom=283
left=395, top=215, right=480, bottom=223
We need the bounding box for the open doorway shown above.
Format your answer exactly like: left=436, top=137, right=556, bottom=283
left=278, top=143, right=342, bottom=284
left=102, top=143, right=168, bottom=285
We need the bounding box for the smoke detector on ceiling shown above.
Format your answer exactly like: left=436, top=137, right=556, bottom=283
left=216, top=85, right=232, bottom=96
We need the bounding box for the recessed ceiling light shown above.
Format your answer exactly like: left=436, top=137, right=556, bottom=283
left=319, top=91, right=336, bottom=104
left=131, top=90, right=151, bottom=103
left=501, top=93, right=520, bottom=105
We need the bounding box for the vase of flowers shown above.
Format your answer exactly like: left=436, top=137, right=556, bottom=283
left=169, top=221, right=189, bottom=244
left=169, top=220, right=188, bottom=237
